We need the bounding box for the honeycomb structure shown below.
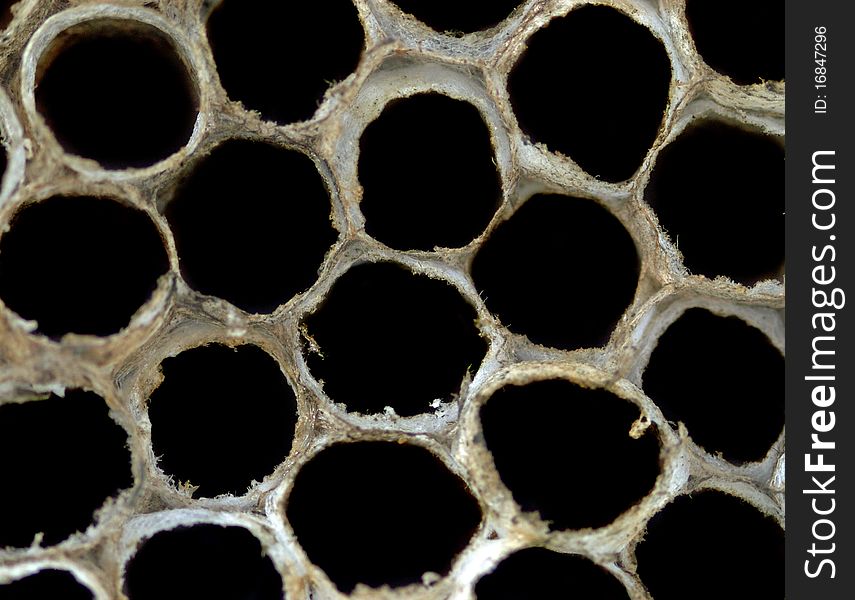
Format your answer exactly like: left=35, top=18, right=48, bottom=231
left=0, top=1, right=784, bottom=599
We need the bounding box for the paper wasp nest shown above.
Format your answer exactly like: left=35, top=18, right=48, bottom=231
left=0, top=1, right=783, bottom=598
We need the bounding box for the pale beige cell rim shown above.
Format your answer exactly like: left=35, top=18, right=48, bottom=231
left=117, top=509, right=292, bottom=597
left=457, top=361, right=674, bottom=526
left=331, top=57, right=512, bottom=235
left=20, top=5, right=208, bottom=180
left=0, top=186, right=175, bottom=343
left=272, top=434, right=486, bottom=600
left=0, top=560, right=108, bottom=599
left=0, top=384, right=143, bottom=556
left=130, top=338, right=308, bottom=505
left=0, top=86, right=26, bottom=211
left=491, top=0, right=684, bottom=192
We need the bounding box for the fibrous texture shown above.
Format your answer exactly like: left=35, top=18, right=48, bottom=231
left=0, top=1, right=783, bottom=598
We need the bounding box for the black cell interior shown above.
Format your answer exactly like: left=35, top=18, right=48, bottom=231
left=164, top=140, right=336, bottom=313
left=123, top=524, right=284, bottom=600
left=207, top=0, right=364, bottom=124
left=480, top=379, right=660, bottom=530
left=645, top=120, right=784, bottom=285
left=475, top=548, right=629, bottom=600
left=390, top=0, right=523, bottom=33
left=508, top=5, right=671, bottom=182
left=0, top=570, right=93, bottom=600
left=0, top=195, right=169, bottom=338
left=35, top=20, right=197, bottom=169
left=0, top=0, right=14, bottom=30
left=686, top=0, right=784, bottom=85
left=0, top=390, right=133, bottom=547
left=471, top=194, right=638, bottom=350
left=642, top=308, right=784, bottom=463
left=286, top=441, right=482, bottom=593
left=303, top=262, right=487, bottom=416
left=359, top=93, right=502, bottom=250
left=147, top=344, right=298, bottom=498
left=636, top=491, right=784, bottom=600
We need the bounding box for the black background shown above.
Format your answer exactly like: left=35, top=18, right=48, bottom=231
left=787, top=2, right=855, bottom=597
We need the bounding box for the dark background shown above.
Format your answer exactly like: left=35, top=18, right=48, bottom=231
left=787, top=2, right=855, bottom=597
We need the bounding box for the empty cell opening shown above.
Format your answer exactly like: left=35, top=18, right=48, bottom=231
left=147, top=344, right=298, bottom=498
left=636, top=491, right=783, bottom=600
left=35, top=20, right=197, bottom=169
left=508, top=5, right=671, bottom=182
left=123, top=524, right=284, bottom=600
left=207, top=0, right=364, bottom=124
left=164, top=139, right=336, bottom=313
left=359, top=93, right=502, bottom=250
left=645, top=120, right=784, bottom=285
left=475, top=548, right=628, bottom=600
left=0, top=390, right=133, bottom=548
left=0, top=0, right=15, bottom=30
left=0, top=570, right=93, bottom=600
left=686, top=0, right=784, bottom=85
left=471, top=194, right=638, bottom=350
left=642, top=308, right=783, bottom=463
left=480, top=379, right=660, bottom=530
left=303, top=262, right=487, bottom=416
left=286, top=441, right=482, bottom=592
left=390, top=0, right=523, bottom=33
left=0, top=195, right=168, bottom=338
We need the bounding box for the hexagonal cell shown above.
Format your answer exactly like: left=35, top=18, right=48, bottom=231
left=389, top=0, right=523, bottom=33
left=303, top=262, right=487, bottom=416
left=286, top=441, right=481, bottom=592
left=0, top=195, right=168, bottom=338
left=0, top=390, right=133, bottom=547
left=642, top=308, right=783, bottom=463
left=0, top=570, right=93, bottom=600
left=475, top=548, right=629, bottom=599
left=644, top=120, right=784, bottom=285
left=686, top=0, right=784, bottom=85
left=508, top=5, right=671, bottom=182
left=164, top=140, right=336, bottom=314
left=359, top=93, right=502, bottom=250
left=207, top=0, right=364, bottom=124
left=147, top=344, right=298, bottom=498
left=35, top=20, right=197, bottom=169
left=471, top=194, right=638, bottom=350
left=123, top=524, right=284, bottom=599
left=479, top=379, right=660, bottom=530
left=636, top=491, right=783, bottom=600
